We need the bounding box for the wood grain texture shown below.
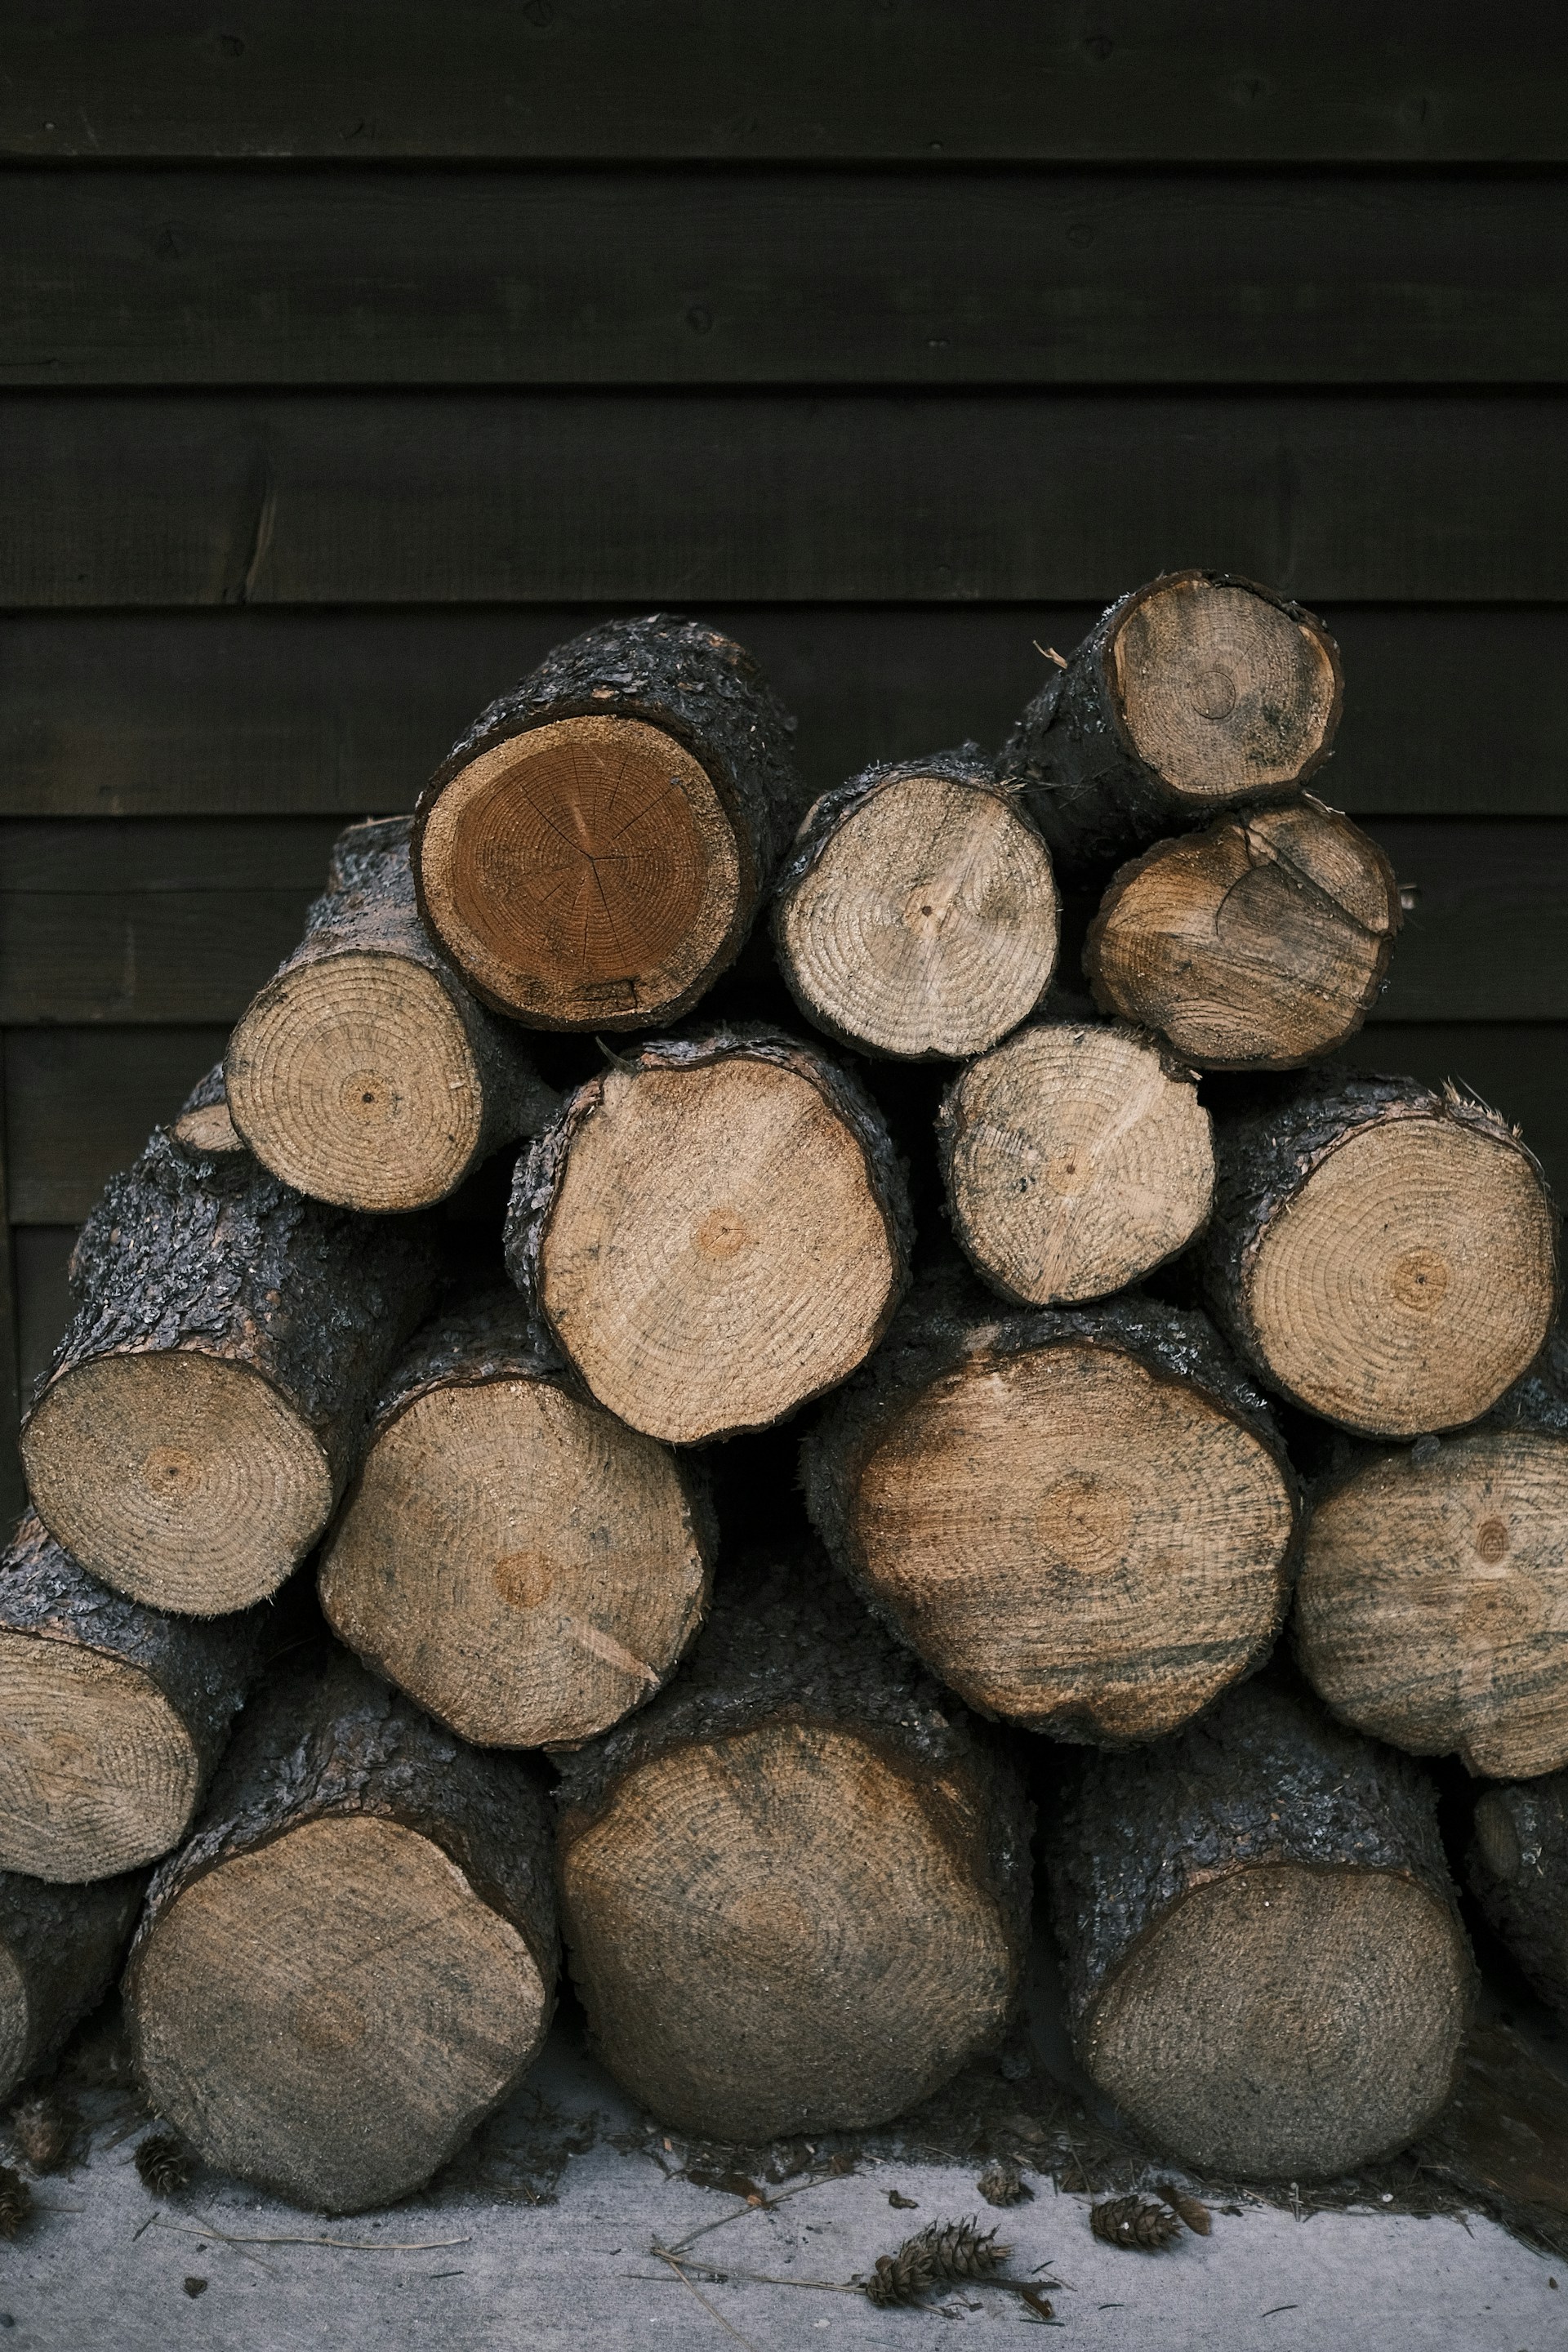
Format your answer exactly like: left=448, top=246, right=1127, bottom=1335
left=4, top=607, right=1566, bottom=822
left=6, top=5, right=1563, bottom=162
left=11, top=170, right=1568, bottom=385
left=4, top=395, right=1568, bottom=608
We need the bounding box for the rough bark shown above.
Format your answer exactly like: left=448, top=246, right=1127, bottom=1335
left=122, top=1647, right=559, bottom=2214
left=801, top=1262, right=1296, bottom=1745
left=0, top=1514, right=269, bottom=1882
left=555, top=1552, right=1031, bottom=2143
left=0, top=1868, right=146, bottom=2102
left=504, top=1024, right=912, bottom=1445
left=319, top=1285, right=715, bottom=1748
left=771, top=744, right=1058, bottom=1059
left=1468, top=1773, right=1568, bottom=2021
left=1201, top=1071, right=1561, bottom=1437
left=1043, top=1676, right=1475, bottom=2180
left=20, top=1085, right=442, bottom=1613
left=1084, top=797, right=1400, bottom=1070
left=226, top=817, right=556, bottom=1212
left=413, top=613, right=807, bottom=1031
left=938, top=1015, right=1214, bottom=1306
left=1000, top=572, right=1343, bottom=884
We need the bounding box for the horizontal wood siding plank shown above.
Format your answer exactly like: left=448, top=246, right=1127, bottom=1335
left=0, top=817, right=1559, bottom=1025
left=4, top=1027, right=229, bottom=1223
left=9, top=1021, right=1566, bottom=1230
left=4, top=393, right=1568, bottom=607
left=4, top=605, right=1566, bottom=820
left=11, top=170, right=1568, bottom=388
left=6, top=4, right=1566, bottom=162
left=14, top=1227, right=78, bottom=1405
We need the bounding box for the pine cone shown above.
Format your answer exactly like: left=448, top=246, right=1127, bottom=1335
left=976, top=2156, right=1031, bottom=2207
left=1090, top=2195, right=1183, bottom=2251
left=135, top=2131, right=194, bottom=2196
left=1156, top=2179, right=1212, bottom=2236
left=866, top=2216, right=1011, bottom=2305
left=9, top=2093, right=74, bottom=2175
left=0, top=2166, right=33, bottom=2239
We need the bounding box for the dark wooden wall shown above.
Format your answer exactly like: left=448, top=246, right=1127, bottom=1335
left=6, top=3, right=1568, bottom=1508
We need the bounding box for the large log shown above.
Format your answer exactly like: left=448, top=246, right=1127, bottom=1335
left=505, top=1027, right=911, bottom=1445
left=1295, top=1330, right=1568, bottom=1779
left=555, top=1557, right=1031, bottom=2143
left=1043, top=1677, right=1474, bottom=2180
left=1468, top=1773, right=1568, bottom=2021
left=226, top=817, right=556, bottom=1212
left=20, top=1086, right=441, bottom=1613
left=1201, top=1071, right=1560, bottom=1437
left=0, top=1515, right=266, bottom=1881
left=1084, top=799, right=1400, bottom=1069
left=772, top=746, right=1058, bottom=1059
left=0, top=1869, right=145, bottom=2102
left=937, top=1015, right=1214, bottom=1305
left=412, top=614, right=805, bottom=1031
left=802, top=1268, right=1296, bottom=1744
left=319, top=1287, right=715, bottom=1747
left=1000, top=572, right=1343, bottom=884
left=122, top=1650, right=558, bottom=2214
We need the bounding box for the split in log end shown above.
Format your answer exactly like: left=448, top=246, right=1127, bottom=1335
left=417, top=715, right=747, bottom=1030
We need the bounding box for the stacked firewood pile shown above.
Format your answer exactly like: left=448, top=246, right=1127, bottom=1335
left=3, top=583, right=1565, bottom=2217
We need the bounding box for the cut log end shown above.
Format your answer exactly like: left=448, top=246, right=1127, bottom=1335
left=1086, top=1862, right=1470, bottom=2180
left=777, top=771, right=1058, bottom=1058
left=1245, top=1119, right=1558, bottom=1437
left=942, top=1023, right=1214, bottom=1305
left=0, top=1634, right=199, bottom=1881
left=130, top=1813, right=550, bottom=2213
left=560, top=1718, right=1015, bottom=2142
left=1087, top=804, right=1398, bottom=1069
left=1110, top=576, right=1341, bottom=804
left=848, top=1340, right=1292, bottom=1741
left=226, top=952, right=484, bottom=1212
left=169, top=1098, right=244, bottom=1156
left=1298, top=1431, right=1568, bottom=1779
left=539, top=1055, right=900, bottom=1443
left=417, top=715, right=746, bottom=1029
left=320, top=1378, right=710, bottom=1748
left=22, top=1352, right=333, bottom=1615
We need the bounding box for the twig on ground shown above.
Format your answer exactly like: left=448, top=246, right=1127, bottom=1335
left=650, top=2244, right=763, bottom=2350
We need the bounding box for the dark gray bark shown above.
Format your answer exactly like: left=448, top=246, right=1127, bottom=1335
left=124, top=1647, right=559, bottom=1978
left=998, top=571, right=1342, bottom=884
left=0, top=1512, right=270, bottom=1798
left=414, top=613, right=808, bottom=1026
left=1468, top=1774, right=1568, bottom=2020
left=226, top=816, right=556, bottom=1196
left=23, top=1104, right=443, bottom=1490
left=0, top=1868, right=146, bottom=2101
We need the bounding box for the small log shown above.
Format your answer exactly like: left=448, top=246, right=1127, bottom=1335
left=319, top=1287, right=715, bottom=1748
left=505, top=1027, right=911, bottom=1445
left=0, top=1515, right=266, bottom=1881
left=20, top=1087, right=441, bottom=1614
left=1000, top=571, right=1343, bottom=883
left=1084, top=799, right=1400, bottom=1069
left=226, top=817, right=556, bottom=1212
left=555, top=1557, right=1031, bottom=2142
left=413, top=614, right=805, bottom=1031
left=772, top=746, right=1058, bottom=1059
left=122, top=1650, right=558, bottom=2213
left=1468, top=1773, right=1568, bottom=2022
left=938, top=1017, right=1214, bottom=1306
left=1202, top=1071, right=1560, bottom=1438
left=802, top=1269, right=1296, bottom=1744
left=1044, top=1677, right=1474, bottom=2180
left=1297, top=1332, right=1568, bottom=1778
left=0, top=1869, right=145, bottom=2102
